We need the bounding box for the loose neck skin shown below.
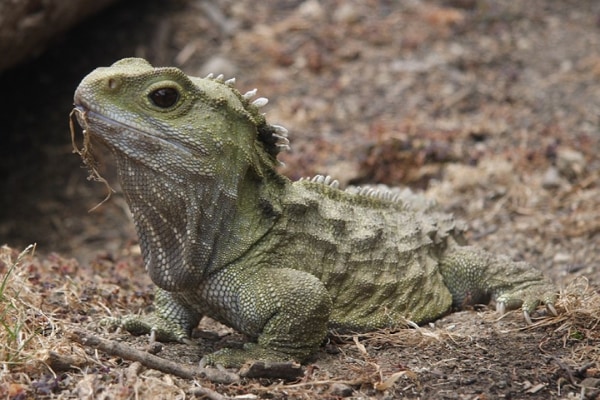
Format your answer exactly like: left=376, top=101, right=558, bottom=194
left=113, top=136, right=287, bottom=293
left=72, top=57, right=292, bottom=292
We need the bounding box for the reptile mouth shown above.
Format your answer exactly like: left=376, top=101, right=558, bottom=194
left=69, top=99, right=198, bottom=209
left=71, top=97, right=196, bottom=161
left=69, top=105, right=116, bottom=210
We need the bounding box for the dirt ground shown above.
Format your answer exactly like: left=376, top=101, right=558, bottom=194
left=0, top=0, right=599, bottom=399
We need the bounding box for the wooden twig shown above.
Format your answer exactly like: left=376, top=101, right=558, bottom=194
left=191, top=386, right=231, bottom=400
left=70, top=329, right=240, bottom=384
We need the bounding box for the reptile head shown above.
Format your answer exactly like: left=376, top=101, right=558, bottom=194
left=73, top=58, right=289, bottom=178
left=72, top=58, right=288, bottom=290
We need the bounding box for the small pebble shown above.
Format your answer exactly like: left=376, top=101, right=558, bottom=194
left=330, top=383, right=354, bottom=397
left=556, top=148, right=585, bottom=180
left=334, top=3, right=361, bottom=24
left=541, top=167, right=562, bottom=189
left=553, top=252, right=571, bottom=264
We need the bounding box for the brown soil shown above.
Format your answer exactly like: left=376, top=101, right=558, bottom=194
left=0, top=0, right=599, bottom=399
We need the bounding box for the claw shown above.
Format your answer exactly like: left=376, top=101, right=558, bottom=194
left=199, top=357, right=208, bottom=368
left=523, top=310, right=533, bottom=325
left=496, top=301, right=506, bottom=315
left=547, top=303, right=558, bottom=317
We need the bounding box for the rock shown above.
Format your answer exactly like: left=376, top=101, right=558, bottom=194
left=552, top=252, right=571, bottom=264
left=0, top=0, right=119, bottom=72
left=556, top=148, right=585, bottom=181
left=329, top=383, right=354, bottom=397
left=541, top=167, right=563, bottom=189
left=333, top=3, right=361, bottom=24
left=298, top=0, right=325, bottom=20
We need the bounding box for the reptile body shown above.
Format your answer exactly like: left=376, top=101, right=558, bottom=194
left=72, top=58, right=557, bottom=367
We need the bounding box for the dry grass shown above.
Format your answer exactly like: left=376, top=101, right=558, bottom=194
left=0, top=245, right=57, bottom=369
left=0, top=244, right=598, bottom=398
left=535, top=277, right=600, bottom=358
left=0, top=245, right=94, bottom=398
left=0, top=245, right=59, bottom=397
left=0, top=245, right=189, bottom=398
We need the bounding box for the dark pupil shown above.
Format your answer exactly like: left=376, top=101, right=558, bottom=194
left=149, top=87, right=179, bottom=108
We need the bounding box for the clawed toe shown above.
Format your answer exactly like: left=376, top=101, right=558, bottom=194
left=199, top=357, right=209, bottom=368
left=496, top=301, right=506, bottom=315
left=496, top=297, right=557, bottom=324
left=522, top=301, right=557, bottom=324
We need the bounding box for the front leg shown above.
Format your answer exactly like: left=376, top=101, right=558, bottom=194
left=110, top=287, right=202, bottom=344
left=202, top=268, right=333, bottom=368
left=439, top=245, right=558, bottom=323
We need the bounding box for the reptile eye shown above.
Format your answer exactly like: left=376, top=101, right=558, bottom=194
left=149, top=87, right=180, bottom=108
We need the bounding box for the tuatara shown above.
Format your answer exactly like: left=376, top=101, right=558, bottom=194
left=71, top=58, right=557, bottom=367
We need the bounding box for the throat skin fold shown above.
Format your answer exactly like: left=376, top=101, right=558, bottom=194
left=112, top=134, right=286, bottom=293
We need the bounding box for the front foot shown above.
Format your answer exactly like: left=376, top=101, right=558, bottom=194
left=102, top=313, right=193, bottom=344
left=200, top=343, right=299, bottom=368
left=101, top=287, right=202, bottom=344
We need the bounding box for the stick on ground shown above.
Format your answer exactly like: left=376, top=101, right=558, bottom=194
left=70, top=329, right=240, bottom=384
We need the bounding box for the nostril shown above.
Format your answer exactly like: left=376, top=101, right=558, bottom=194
left=107, top=78, right=119, bottom=90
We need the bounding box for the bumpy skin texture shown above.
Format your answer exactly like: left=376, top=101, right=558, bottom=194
left=73, top=58, right=557, bottom=367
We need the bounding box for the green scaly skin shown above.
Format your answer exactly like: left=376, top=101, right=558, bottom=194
left=73, top=58, right=557, bottom=368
